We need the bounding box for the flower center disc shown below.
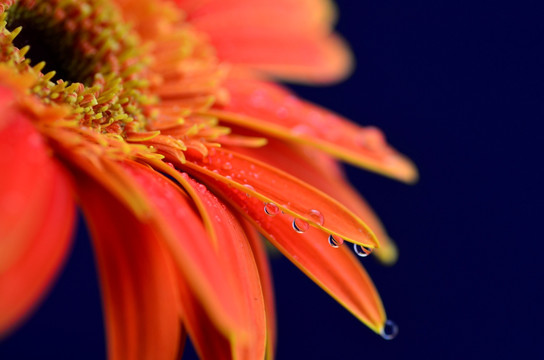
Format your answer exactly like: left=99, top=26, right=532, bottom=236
left=0, top=0, right=151, bottom=135
left=6, top=1, right=103, bottom=84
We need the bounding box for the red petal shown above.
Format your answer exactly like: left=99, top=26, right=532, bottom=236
left=178, top=174, right=266, bottom=359
left=0, top=106, right=75, bottom=336
left=187, top=165, right=388, bottom=334
left=183, top=147, right=379, bottom=248
left=175, top=0, right=352, bottom=83
left=78, top=176, right=182, bottom=360
left=207, top=78, right=418, bottom=183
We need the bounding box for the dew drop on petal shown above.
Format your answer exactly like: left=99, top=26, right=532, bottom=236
left=291, top=124, right=314, bottom=137
left=307, top=209, right=324, bottom=226
left=353, top=244, right=373, bottom=257
left=243, top=184, right=254, bottom=197
left=355, top=126, right=386, bottom=151
left=222, top=162, right=232, bottom=170
left=328, top=234, right=344, bottom=248
left=292, top=218, right=309, bottom=233
left=264, top=202, right=280, bottom=216
left=381, top=320, right=399, bottom=340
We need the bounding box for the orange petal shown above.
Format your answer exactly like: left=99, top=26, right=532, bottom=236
left=206, top=78, right=418, bottom=183
left=178, top=174, right=266, bottom=359
left=232, top=139, right=399, bottom=264
left=177, top=0, right=336, bottom=29
left=183, top=147, right=379, bottom=248
left=176, top=0, right=352, bottom=83
left=115, top=161, right=251, bottom=338
left=77, top=176, right=182, bottom=360
left=69, top=156, right=256, bottom=349
left=189, top=165, right=388, bottom=334
left=238, top=218, right=276, bottom=360
left=0, top=107, right=75, bottom=337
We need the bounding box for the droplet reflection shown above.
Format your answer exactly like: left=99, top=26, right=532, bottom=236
left=292, top=218, right=309, bottom=233
left=264, top=202, right=280, bottom=216
left=307, top=209, right=324, bottom=226
left=328, top=234, right=344, bottom=248
left=381, top=319, right=399, bottom=340
left=353, top=244, right=373, bottom=257
left=242, top=184, right=254, bottom=197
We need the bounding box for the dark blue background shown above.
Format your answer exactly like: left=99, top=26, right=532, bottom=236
left=1, top=1, right=543, bottom=359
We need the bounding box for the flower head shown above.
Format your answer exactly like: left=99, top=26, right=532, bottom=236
left=0, top=0, right=417, bottom=358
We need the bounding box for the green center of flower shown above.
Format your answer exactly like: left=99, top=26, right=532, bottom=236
left=0, top=0, right=152, bottom=135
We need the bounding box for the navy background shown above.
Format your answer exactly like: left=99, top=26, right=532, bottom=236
left=1, top=1, right=543, bottom=359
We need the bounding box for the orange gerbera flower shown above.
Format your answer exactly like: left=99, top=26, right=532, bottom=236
left=0, top=0, right=417, bottom=358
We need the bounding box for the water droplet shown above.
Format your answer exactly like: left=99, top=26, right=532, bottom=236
left=381, top=320, right=398, bottom=340
left=264, top=202, right=280, bottom=216
left=355, top=126, right=386, bottom=150
left=222, top=162, right=232, bottom=170
left=354, top=244, right=373, bottom=257
left=292, top=218, right=309, bottom=233
left=243, top=184, right=254, bottom=197
left=328, top=234, right=344, bottom=248
left=291, top=124, right=317, bottom=137
left=307, top=209, right=324, bottom=226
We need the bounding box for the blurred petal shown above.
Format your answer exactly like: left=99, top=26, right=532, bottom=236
left=116, top=162, right=251, bottom=338
left=175, top=0, right=352, bottom=83
left=178, top=174, right=266, bottom=359
left=0, top=105, right=75, bottom=337
left=177, top=277, right=232, bottom=360
left=183, top=147, right=379, bottom=248
left=239, top=219, right=276, bottom=360
left=206, top=78, right=418, bottom=183
left=77, top=176, right=182, bottom=360
left=71, top=159, right=256, bottom=353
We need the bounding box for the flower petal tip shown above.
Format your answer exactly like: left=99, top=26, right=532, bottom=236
left=373, top=238, right=399, bottom=266
left=394, top=156, right=419, bottom=185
